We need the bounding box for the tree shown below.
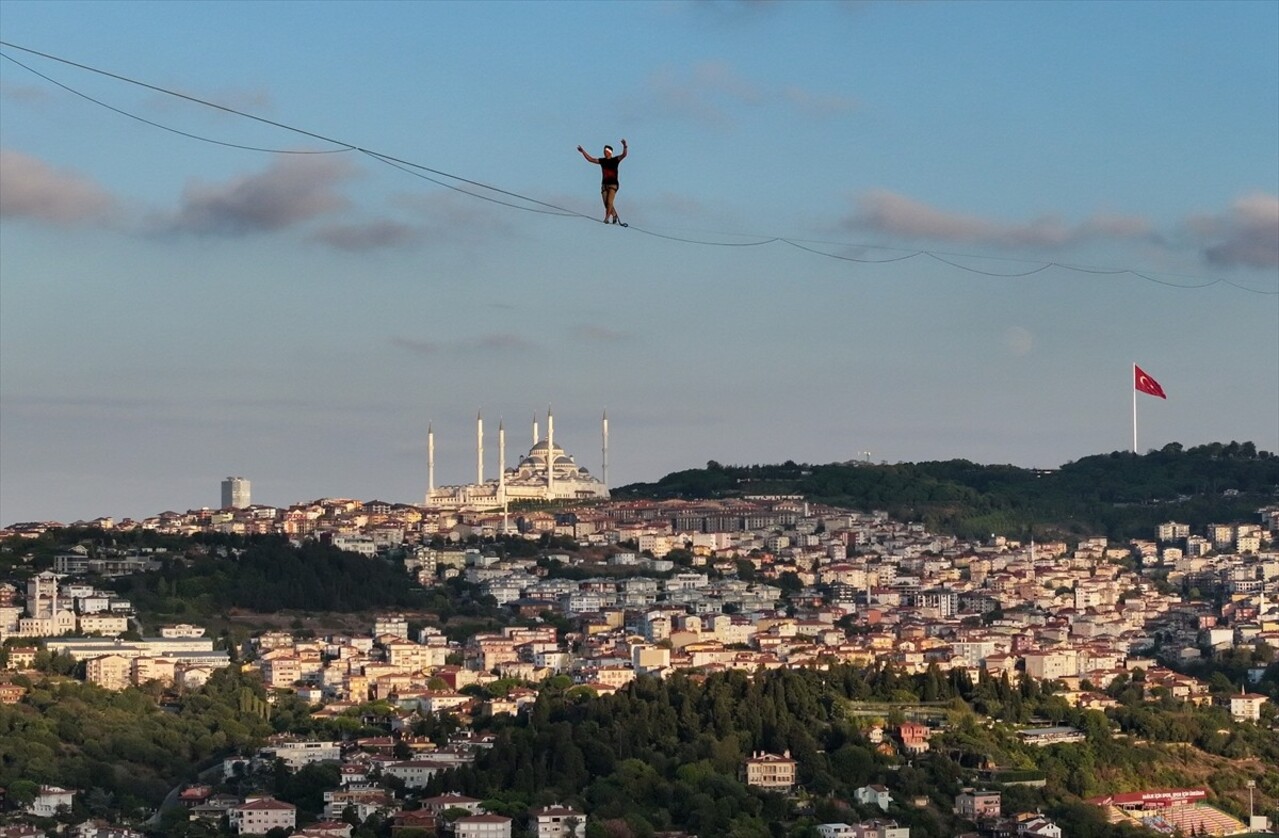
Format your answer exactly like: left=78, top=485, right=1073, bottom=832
left=7, top=779, right=39, bottom=809
left=776, top=572, right=803, bottom=593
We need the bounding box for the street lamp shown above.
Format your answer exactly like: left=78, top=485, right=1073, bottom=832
left=1247, top=779, right=1256, bottom=823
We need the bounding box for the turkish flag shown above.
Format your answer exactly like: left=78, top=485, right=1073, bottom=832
left=1134, top=365, right=1166, bottom=399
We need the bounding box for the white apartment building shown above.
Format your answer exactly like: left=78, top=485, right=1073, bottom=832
left=26, top=786, right=75, bottom=818
left=78, top=613, right=130, bottom=635
left=331, top=534, right=377, bottom=556
left=86, top=654, right=132, bottom=690
left=160, top=623, right=207, bottom=638
left=852, top=821, right=910, bottom=838
left=743, top=751, right=797, bottom=790
left=855, top=784, right=893, bottom=811
left=1024, top=649, right=1080, bottom=681
left=817, top=826, right=857, bottom=838
left=373, top=615, right=409, bottom=638
left=230, top=797, right=296, bottom=835
left=951, top=639, right=1002, bottom=667
left=1208, top=523, right=1235, bottom=550
left=455, top=815, right=513, bottom=838
left=261, top=740, right=340, bottom=770
left=44, top=637, right=216, bottom=660
left=261, top=657, right=302, bottom=689
left=384, top=760, right=450, bottom=789
left=632, top=644, right=671, bottom=673
left=132, top=656, right=178, bottom=687
left=529, top=805, right=586, bottom=838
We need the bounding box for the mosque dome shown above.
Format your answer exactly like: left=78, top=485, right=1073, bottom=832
left=425, top=411, right=610, bottom=509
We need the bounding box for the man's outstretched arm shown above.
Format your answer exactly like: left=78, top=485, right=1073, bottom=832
left=576, top=145, right=598, bottom=163
left=616, top=139, right=628, bottom=161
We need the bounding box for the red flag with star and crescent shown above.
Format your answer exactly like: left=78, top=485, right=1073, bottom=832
left=1134, top=365, right=1166, bottom=399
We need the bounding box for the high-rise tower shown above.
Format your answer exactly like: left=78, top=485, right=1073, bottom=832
left=221, top=477, right=251, bottom=509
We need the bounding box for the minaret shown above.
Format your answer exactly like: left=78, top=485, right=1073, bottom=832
left=498, top=419, right=507, bottom=503
left=532, top=413, right=539, bottom=447
left=501, top=419, right=511, bottom=534
left=547, top=407, right=555, bottom=499
left=602, top=409, right=609, bottom=489
left=476, top=410, right=484, bottom=486
left=426, top=422, right=435, bottom=504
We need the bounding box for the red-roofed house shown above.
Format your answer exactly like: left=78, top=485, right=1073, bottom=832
left=230, top=797, right=297, bottom=835
left=0, top=683, right=27, bottom=704
left=422, top=793, right=484, bottom=814
left=743, top=751, right=798, bottom=790
left=178, top=785, right=213, bottom=808
left=455, top=814, right=512, bottom=838
left=1229, top=692, right=1268, bottom=722
left=897, top=722, right=931, bottom=755
left=294, top=822, right=353, bottom=838
left=391, top=809, right=438, bottom=836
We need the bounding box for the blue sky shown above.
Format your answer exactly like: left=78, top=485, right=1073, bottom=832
left=1, top=0, right=1276, bottom=525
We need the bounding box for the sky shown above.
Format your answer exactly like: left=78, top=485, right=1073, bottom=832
left=1, top=0, right=1276, bottom=525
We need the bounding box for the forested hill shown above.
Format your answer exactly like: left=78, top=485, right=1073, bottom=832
left=613, top=442, right=1279, bottom=541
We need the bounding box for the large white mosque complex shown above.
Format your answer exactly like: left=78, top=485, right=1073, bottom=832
left=425, top=409, right=610, bottom=510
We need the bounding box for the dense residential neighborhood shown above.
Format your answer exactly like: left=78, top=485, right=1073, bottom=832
left=2, top=491, right=1277, bottom=837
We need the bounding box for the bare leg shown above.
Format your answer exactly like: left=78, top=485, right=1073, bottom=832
left=603, top=187, right=618, bottom=223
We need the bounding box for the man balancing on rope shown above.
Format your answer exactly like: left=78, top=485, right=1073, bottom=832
left=576, top=139, right=628, bottom=225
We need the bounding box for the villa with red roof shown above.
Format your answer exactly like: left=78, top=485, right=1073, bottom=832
left=455, top=814, right=513, bottom=838
left=230, top=797, right=297, bottom=835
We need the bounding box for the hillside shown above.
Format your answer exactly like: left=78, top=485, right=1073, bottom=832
left=613, top=442, right=1279, bottom=541
left=433, top=664, right=1279, bottom=838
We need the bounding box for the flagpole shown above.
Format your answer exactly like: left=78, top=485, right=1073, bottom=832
left=1132, top=362, right=1137, bottom=454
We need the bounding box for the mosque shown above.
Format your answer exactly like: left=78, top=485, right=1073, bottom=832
left=424, top=409, right=610, bottom=510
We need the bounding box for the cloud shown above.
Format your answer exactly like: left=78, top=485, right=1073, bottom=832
left=391, top=333, right=537, bottom=356
left=144, top=86, right=276, bottom=118
left=313, top=219, right=421, bottom=251
left=390, top=337, right=441, bottom=356
left=573, top=325, right=631, bottom=343
left=1004, top=326, right=1034, bottom=357
left=780, top=85, right=858, bottom=117
left=370, top=190, right=514, bottom=245
left=4, top=394, right=166, bottom=416
left=693, top=0, right=782, bottom=20
left=392, top=189, right=515, bottom=239
left=653, top=191, right=708, bottom=217
left=0, top=81, right=57, bottom=106
left=0, top=148, right=117, bottom=226
left=1187, top=193, right=1279, bottom=269
left=635, top=61, right=854, bottom=127
left=163, top=156, right=357, bottom=236
left=396, top=327, right=625, bottom=359
left=842, top=189, right=1155, bottom=249
left=474, top=333, right=536, bottom=351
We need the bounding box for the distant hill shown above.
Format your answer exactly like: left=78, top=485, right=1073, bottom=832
left=613, top=441, right=1279, bottom=541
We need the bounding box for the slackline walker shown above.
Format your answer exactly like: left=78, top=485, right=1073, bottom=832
left=577, top=139, right=629, bottom=226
